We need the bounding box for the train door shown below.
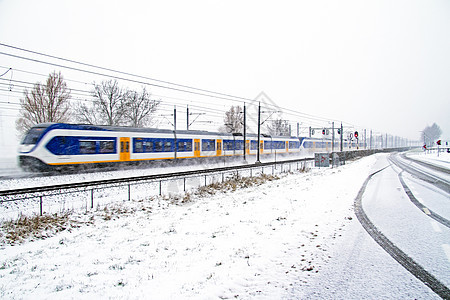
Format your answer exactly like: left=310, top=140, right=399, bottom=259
left=216, top=139, right=222, bottom=156
left=285, top=141, right=289, bottom=153
left=194, top=139, right=200, bottom=157
left=120, top=137, right=130, bottom=161
left=245, top=140, right=250, bottom=155
left=260, top=140, right=264, bottom=154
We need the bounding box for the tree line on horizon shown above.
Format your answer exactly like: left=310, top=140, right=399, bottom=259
left=421, top=123, right=443, bottom=145
left=16, top=71, right=294, bottom=138
left=15, top=71, right=161, bottom=134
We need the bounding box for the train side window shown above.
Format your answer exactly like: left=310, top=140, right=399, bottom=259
left=164, top=141, right=172, bottom=152
left=178, top=141, right=184, bottom=152
left=155, top=141, right=163, bottom=152
left=186, top=141, right=192, bottom=151
left=80, top=141, right=96, bottom=154
left=178, top=141, right=192, bottom=152
left=145, top=141, right=154, bottom=153
left=202, top=139, right=216, bottom=151
left=134, top=141, right=143, bottom=153
left=100, top=141, right=115, bottom=153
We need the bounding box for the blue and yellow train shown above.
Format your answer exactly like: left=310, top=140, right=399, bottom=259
left=18, top=123, right=347, bottom=172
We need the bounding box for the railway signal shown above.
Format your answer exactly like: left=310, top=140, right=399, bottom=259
left=354, top=131, right=359, bottom=139
left=437, top=140, right=441, bottom=145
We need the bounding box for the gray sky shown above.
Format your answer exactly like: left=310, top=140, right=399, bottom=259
left=1, top=0, right=449, bottom=144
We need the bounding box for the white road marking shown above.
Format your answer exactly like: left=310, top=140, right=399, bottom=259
left=430, top=220, right=442, bottom=233
left=423, top=207, right=431, bottom=215
left=442, top=244, right=450, bottom=263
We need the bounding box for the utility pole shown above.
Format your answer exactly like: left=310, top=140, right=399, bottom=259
left=364, top=129, right=367, bottom=149
left=186, top=105, right=189, bottom=130
left=340, top=123, right=343, bottom=152
left=243, top=103, right=246, bottom=161
left=256, top=102, right=261, bottom=164
left=174, top=106, right=177, bottom=159
left=173, top=106, right=176, bottom=132
left=332, top=122, right=335, bottom=152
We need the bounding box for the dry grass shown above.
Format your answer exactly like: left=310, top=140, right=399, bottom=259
left=1, top=212, right=79, bottom=245
left=195, top=173, right=280, bottom=197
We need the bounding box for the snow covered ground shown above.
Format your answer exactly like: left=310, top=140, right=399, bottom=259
left=407, top=149, right=450, bottom=169
left=0, top=152, right=448, bottom=299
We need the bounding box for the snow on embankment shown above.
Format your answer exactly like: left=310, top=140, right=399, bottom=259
left=0, top=155, right=378, bottom=299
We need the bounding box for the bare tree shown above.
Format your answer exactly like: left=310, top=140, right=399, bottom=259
left=421, top=123, right=442, bottom=144
left=266, top=119, right=290, bottom=136
left=220, top=105, right=243, bottom=133
left=16, top=71, right=71, bottom=134
left=125, top=87, right=160, bottom=127
left=75, top=80, right=127, bottom=126
left=73, top=100, right=100, bottom=125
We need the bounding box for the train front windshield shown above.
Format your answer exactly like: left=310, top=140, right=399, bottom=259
left=21, top=127, right=46, bottom=145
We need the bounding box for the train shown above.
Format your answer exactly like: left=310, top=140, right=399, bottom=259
left=18, top=123, right=353, bottom=172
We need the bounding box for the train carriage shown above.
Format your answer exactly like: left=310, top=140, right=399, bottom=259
left=18, top=123, right=334, bottom=172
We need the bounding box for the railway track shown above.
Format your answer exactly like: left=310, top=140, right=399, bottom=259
left=354, top=164, right=450, bottom=299
left=0, top=157, right=313, bottom=200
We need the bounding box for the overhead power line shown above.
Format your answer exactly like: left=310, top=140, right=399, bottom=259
left=0, top=43, right=252, bottom=103
left=0, top=51, right=254, bottom=105
left=0, top=43, right=377, bottom=132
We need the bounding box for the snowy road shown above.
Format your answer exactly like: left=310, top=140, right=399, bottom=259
left=302, top=153, right=450, bottom=299
left=1, top=152, right=449, bottom=299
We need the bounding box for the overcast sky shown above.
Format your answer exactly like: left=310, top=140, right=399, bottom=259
left=1, top=0, right=449, bottom=143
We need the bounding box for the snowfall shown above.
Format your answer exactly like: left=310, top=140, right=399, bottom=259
left=0, top=151, right=449, bottom=299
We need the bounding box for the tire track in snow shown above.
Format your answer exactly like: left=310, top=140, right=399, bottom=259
left=354, top=166, right=450, bottom=299
left=390, top=153, right=450, bottom=229
left=397, top=171, right=450, bottom=229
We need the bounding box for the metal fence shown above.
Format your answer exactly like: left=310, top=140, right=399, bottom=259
left=0, top=159, right=314, bottom=220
